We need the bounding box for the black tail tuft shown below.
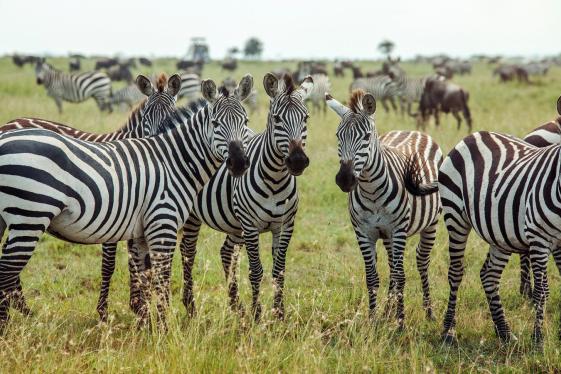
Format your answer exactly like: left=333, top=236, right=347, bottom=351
left=403, top=153, right=439, bottom=196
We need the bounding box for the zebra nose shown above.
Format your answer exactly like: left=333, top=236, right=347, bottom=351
left=226, top=141, right=249, bottom=177
left=335, top=161, right=357, bottom=192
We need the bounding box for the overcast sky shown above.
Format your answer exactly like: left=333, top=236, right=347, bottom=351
left=1, top=0, right=559, bottom=59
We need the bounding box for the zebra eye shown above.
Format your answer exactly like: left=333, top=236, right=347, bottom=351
left=273, top=115, right=282, bottom=124
left=212, top=119, right=220, bottom=127
left=363, top=133, right=371, bottom=141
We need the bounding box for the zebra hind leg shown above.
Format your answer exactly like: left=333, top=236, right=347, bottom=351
left=220, top=235, right=244, bottom=314
left=96, top=242, right=118, bottom=322
left=389, top=231, right=407, bottom=330
left=553, top=247, right=561, bottom=340
left=480, top=247, right=515, bottom=342
left=519, top=253, right=533, bottom=300
left=179, top=216, right=202, bottom=317
left=243, top=228, right=263, bottom=321
left=529, top=242, right=551, bottom=346
left=416, top=222, right=438, bottom=320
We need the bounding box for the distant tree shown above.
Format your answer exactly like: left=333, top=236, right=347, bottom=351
left=377, top=39, right=395, bottom=58
left=244, top=37, right=264, bottom=59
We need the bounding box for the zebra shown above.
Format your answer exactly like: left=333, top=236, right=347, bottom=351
left=178, top=73, right=313, bottom=320
left=439, top=130, right=561, bottom=345
left=305, top=74, right=331, bottom=115
left=350, top=76, right=400, bottom=113
left=107, top=84, right=146, bottom=109
left=221, top=77, right=259, bottom=113
left=34, top=59, right=113, bottom=113
left=178, top=72, right=201, bottom=102
left=326, top=90, right=442, bottom=327
left=0, top=74, right=254, bottom=328
left=389, top=74, right=434, bottom=117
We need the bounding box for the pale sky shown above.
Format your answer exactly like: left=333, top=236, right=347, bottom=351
left=1, top=0, right=559, bottom=60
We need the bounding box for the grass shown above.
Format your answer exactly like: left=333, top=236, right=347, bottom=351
left=0, top=56, right=560, bottom=372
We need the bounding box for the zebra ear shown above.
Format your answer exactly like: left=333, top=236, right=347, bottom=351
left=136, top=75, right=154, bottom=96
left=557, top=96, right=561, bottom=116
left=167, top=74, right=182, bottom=97
left=299, top=75, right=314, bottom=99
left=235, top=74, right=254, bottom=101
left=201, top=79, right=217, bottom=102
left=263, top=73, right=279, bottom=98
left=362, top=94, right=376, bottom=115
left=325, top=93, right=350, bottom=118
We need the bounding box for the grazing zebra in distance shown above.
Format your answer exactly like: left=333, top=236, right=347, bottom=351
left=178, top=72, right=201, bottom=101
left=179, top=74, right=313, bottom=320
left=305, top=74, right=331, bottom=114
left=1, top=73, right=184, bottom=319
left=0, top=75, right=254, bottom=328
left=439, top=130, right=561, bottom=345
left=35, top=59, right=112, bottom=113
left=350, top=75, right=400, bottom=113
left=326, top=90, right=442, bottom=327
left=107, top=84, right=146, bottom=109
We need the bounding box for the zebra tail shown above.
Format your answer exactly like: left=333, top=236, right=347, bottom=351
left=403, top=154, right=439, bottom=196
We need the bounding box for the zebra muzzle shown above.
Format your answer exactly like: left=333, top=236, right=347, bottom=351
left=285, top=145, right=309, bottom=176
left=336, top=161, right=357, bottom=192
left=226, top=141, right=250, bottom=177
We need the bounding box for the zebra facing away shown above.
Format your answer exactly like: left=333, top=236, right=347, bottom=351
left=35, top=59, right=112, bottom=113
left=439, top=131, right=561, bottom=345
left=326, top=90, right=442, bottom=327
left=0, top=74, right=254, bottom=328
left=178, top=73, right=313, bottom=320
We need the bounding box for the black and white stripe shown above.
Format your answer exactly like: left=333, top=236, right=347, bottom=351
left=439, top=130, right=561, bottom=344
left=108, top=84, right=146, bottom=109
left=350, top=75, right=400, bottom=113
left=326, top=90, right=442, bottom=327
left=0, top=75, right=254, bottom=328
left=34, top=59, right=112, bottom=113
left=180, top=74, right=313, bottom=320
left=178, top=72, right=201, bottom=102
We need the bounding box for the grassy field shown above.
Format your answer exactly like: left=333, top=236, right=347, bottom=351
left=0, top=56, right=560, bottom=372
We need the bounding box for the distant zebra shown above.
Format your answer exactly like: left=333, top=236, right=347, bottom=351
left=178, top=72, right=201, bottom=101
left=305, top=74, right=330, bottom=114
left=35, top=59, right=112, bottom=113
left=0, top=75, right=254, bottom=328
left=350, top=76, right=400, bottom=113
left=108, top=84, right=146, bottom=109
left=179, top=74, right=313, bottom=320
left=439, top=130, right=561, bottom=345
left=221, top=77, right=258, bottom=113
left=326, top=90, right=442, bottom=327
left=390, top=74, right=432, bottom=116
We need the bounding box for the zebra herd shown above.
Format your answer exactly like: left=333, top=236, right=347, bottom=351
left=1, top=65, right=561, bottom=347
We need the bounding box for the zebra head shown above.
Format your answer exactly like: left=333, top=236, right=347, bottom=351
left=34, top=58, right=49, bottom=85
left=326, top=90, right=377, bottom=193
left=263, top=73, right=313, bottom=176
left=136, top=74, right=181, bottom=136
left=201, top=74, right=253, bottom=177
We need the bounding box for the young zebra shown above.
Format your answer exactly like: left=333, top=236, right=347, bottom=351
left=107, top=84, right=146, bottom=109
left=1, top=73, right=184, bottom=319
left=439, top=130, right=561, bottom=344
left=178, top=72, right=201, bottom=102
left=179, top=73, right=313, bottom=320
left=0, top=75, right=254, bottom=329
left=326, top=90, right=442, bottom=327
left=34, top=59, right=112, bottom=113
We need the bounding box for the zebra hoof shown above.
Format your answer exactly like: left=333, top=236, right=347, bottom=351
left=532, top=330, right=543, bottom=347
left=425, top=309, right=435, bottom=321
left=442, top=331, right=458, bottom=346
left=272, top=306, right=285, bottom=320
left=252, top=303, right=262, bottom=322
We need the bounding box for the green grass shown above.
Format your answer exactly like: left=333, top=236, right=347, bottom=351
left=0, top=57, right=560, bottom=372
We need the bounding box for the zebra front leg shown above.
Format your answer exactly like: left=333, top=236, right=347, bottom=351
left=179, top=215, right=202, bottom=316
left=519, top=253, right=533, bottom=300
left=416, top=222, right=438, bottom=320
left=244, top=229, right=263, bottom=321
left=147, top=234, right=176, bottom=330
left=442, top=211, right=471, bottom=344
left=480, top=247, right=514, bottom=342
left=389, top=230, right=407, bottom=330
left=553, top=247, right=561, bottom=340
left=529, top=241, right=551, bottom=346
left=51, top=95, right=63, bottom=114
left=0, top=224, right=46, bottom=331
left=382, top=238, right=396, bottom=316
left=220, top=235, right=244, bottom=314
left=127, top=238, right=152, bottom=324
left=355, top=228, right=379, bottom=319
left=271, top=222, right=295, bottom=319
left=96, top=242, right=118, bottom=322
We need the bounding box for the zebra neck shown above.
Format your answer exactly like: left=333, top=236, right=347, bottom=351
left=260, top=125, right=290, bottom=181
left=116, top=102, right=145, bottom=137
left=357, top=137, right=391, bottom=199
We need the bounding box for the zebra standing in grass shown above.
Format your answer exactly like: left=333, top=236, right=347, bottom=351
left=439, top=129, right=561, bottom=345
left=390, top=74, right=434, bottom=116
left=34, top=59, right=112, bottom=113
left=179, top=74, right=313, bottom=320
left=0, top=75, right=254, bottom=328
left=305, top=74, right=330, bottom=114
left=350, top=75, right=400, bottom=113
left=326, top=90, right=442, bottom=327
left=178, top=72, right=201, bottom=102
left=107, top=84, right=146, bottom=109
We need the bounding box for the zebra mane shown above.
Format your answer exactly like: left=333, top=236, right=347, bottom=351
left=280, top=74, right=296, bottom=94
left=157, top=98, right=208, bottom=135
left=156, top=73, right=167, bottom=92
left=349, top=90, right=366, bottom=113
